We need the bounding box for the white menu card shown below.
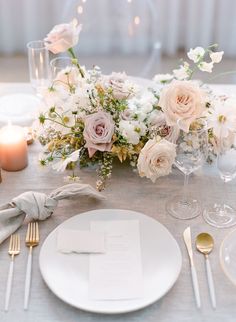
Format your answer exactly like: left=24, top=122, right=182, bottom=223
left=89, top=220, right=143, bottom=300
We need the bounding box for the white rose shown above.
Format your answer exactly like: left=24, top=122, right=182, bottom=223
left=187, top=47, right=205, bottom=63
left=199, top=62, right=214, bottom=73
left=137, top=138, right=176, bottom=182
left=119, top=120, right=147, bottom=145
left=210, top=51, right=224, bottom=63
left=159, top=80, right=205, bottom=132
left=45, top=20, right=82, bottom=54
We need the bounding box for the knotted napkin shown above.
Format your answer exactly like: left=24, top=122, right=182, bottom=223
left=0, top=183, right=105, bottom=244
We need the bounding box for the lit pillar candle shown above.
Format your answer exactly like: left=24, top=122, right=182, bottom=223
left=0, top=124, right=28, bottom=171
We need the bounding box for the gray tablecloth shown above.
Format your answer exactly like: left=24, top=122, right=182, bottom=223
left=0, top=83, right=236, bottom=322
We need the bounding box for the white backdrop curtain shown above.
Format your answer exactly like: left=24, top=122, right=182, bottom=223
left=0, top=0, right=235, bottom=57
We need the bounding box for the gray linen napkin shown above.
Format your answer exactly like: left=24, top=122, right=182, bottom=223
left=0, top=183, right=105, bottom=244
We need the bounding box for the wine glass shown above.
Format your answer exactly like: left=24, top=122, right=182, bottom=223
left=50, top=57, right=73, bottom=79
left=203, top=145, right=236, bottom=228
left=166, top=119, right=208, bottom=220
left=27, top=40, right=51, bottom=95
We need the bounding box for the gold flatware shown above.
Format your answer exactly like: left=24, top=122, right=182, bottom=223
left=183, top=227, right=201, bottom=308
left=196, top=233, right=216, bottom=309
left=5, top=234, right=20, bottom=311
left=24, top=222, right=39, bottom=310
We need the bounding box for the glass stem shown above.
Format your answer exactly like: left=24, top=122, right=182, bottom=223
left=223, top=180, right=227, bottom=211
left=182, top=173, right=189, bottom=202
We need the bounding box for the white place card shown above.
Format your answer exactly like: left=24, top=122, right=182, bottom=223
left=89, top=220, right=143, bottom=300
left=57, top=229, right=106, bottom=253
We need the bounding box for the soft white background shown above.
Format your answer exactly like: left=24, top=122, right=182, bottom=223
left=0, top=0, right=235, bottom=56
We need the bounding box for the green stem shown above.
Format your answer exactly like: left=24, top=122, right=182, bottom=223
left=68, top=48, right=85, bottom=78
left=44, top=118, right=71, bottom=128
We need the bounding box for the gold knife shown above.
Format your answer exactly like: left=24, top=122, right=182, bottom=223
left=183, top=227, right=201, bottom=308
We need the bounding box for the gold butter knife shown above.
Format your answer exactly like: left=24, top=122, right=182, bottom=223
left=183, top=227, right=201, bottom=308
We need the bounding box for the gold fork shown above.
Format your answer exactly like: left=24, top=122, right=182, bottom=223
left=5, top=234, right=20, bottom=311
left=24, top=222, right=39, bottom=310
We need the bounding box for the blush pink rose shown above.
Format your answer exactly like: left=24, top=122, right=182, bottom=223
left=44, top=20, right=82, bottom=54
left=159, top=80, right=205, bottom=132
left=137, top=138, right=176, bottom=182
left=83, top=111, right=115, bottom=157
left=103, top=72, right=135, bottom=100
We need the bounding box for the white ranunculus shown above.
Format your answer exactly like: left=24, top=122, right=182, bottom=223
left=158, top=80, right=205, bottom=132
left=119, top=120, right=147, bottom=145
left=187, top=47, right=205, bottom=63
left=137, top=138, right=176, bottom=182
left=199, top=62, right=214, bottom=73
left=45, top=20, right=82, bottom=54
left=52, top=149, right=80, bottom=172
left=210, top=51, right=224, bottom=64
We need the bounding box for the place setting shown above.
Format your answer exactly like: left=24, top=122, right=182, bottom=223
left=1, top=2, right=236, bottom=321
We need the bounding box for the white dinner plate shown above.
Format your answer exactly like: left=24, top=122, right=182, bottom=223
left=39, top=209, right=182, bottom=314
left=220, top=228, right=236, bottom=286
left=0, top=93, right=41, bottom=127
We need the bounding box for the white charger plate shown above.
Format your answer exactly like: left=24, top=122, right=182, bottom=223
left=39, top=209, right=182, bottom=314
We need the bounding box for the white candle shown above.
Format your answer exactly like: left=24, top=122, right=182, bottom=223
left=0, top=124, right=28, bottom=171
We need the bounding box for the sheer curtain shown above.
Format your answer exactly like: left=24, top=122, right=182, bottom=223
left=0, top=0, right=235, bottom=56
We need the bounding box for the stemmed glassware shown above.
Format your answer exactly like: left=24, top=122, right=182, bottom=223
left=203, top=144, right=236, bottom=228
left=27, top=40, right=51, bottom=95
left=50, top=57, right=74, bottom=79
left=166, top=119, right=208, bottom=220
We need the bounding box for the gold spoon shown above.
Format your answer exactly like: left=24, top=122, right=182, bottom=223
left=196, top=233, right=216, bottom=309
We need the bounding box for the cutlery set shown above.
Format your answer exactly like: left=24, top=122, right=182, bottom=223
left=183, top=227, right=216, bottom=309
left=4, top=222, right=39, bottom=312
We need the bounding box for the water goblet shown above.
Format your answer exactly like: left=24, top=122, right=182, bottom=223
left=27, top=40, right=51, bottom=95
left=166, top=119, right=208, bottom=220
left=50, top=57, right=74, bottom=79
left=203, top=145, right=236, bottom=228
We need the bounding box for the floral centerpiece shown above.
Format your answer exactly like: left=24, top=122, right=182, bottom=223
left=36, top=20, right=236, bottom=190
